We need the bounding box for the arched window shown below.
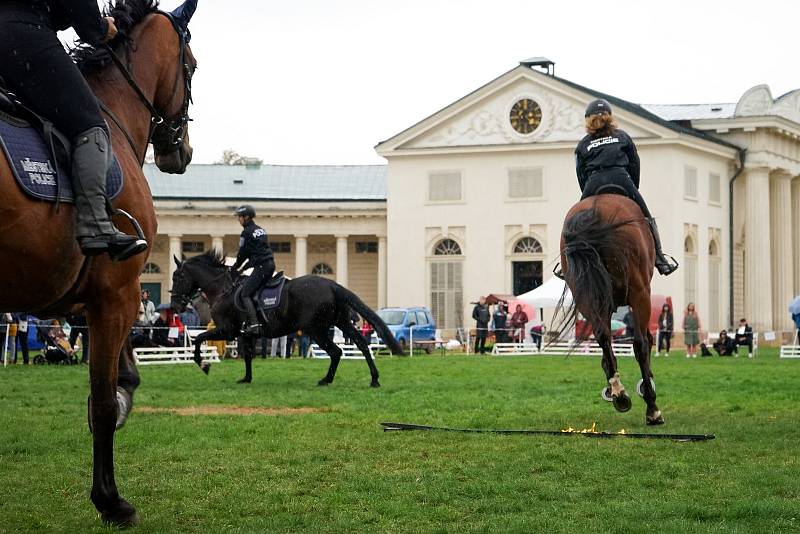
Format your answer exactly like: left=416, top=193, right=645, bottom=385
left=434, top=238, right=462, bottom=256
left=684, top=235, right=696, bottom=254
left=311, top=263, right=334, bottom=275
left=513, top=237, right=543, bottom=254
left=143, top=262, right=161, bottom=274
left=708, top=239, right=719, bottom=256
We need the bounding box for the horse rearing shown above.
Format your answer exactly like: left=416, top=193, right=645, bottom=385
left=170, top=251, right=404, bottom=386
left=558, top=194, right=664, bottom=425
left=0, top=0, right=198, bottom=525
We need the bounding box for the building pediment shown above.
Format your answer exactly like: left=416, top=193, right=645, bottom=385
left=735, top=85, right=800, bottom=125
left=377, top=66, right=686, bottom=155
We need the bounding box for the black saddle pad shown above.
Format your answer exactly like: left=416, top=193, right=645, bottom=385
left=234, top=272, right=286, bottom=312
left=0, top=111, right=123, bottom=203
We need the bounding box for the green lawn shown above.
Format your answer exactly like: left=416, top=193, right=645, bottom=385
left=0, top=350, right=798, bottom=532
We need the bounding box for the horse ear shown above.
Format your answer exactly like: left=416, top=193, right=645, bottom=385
left=173, top=255, right=183, bottom=268
left=170, top=0, right=198, bottom=37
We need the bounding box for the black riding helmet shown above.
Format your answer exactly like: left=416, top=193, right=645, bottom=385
left=234, top=205, right=256, bottom=218
left=585, top=99, right=613, bottom=117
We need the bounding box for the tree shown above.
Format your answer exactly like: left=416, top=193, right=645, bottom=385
left=215, top=149, right=263, bottom=166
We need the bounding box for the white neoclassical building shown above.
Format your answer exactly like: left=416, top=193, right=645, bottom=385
left=144, top=59, right=800, bottom=337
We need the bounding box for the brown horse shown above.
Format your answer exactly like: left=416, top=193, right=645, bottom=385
left=558, top=194, right=664, bottom=426
left=0, top=0, right=197, bottom=525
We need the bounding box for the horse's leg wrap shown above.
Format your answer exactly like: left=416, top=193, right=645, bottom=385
left=609, top=372, right=625, bottom=398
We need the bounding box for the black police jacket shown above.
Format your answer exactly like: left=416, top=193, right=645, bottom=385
left=10, top=0, right=109, bottom=47
left=233, top=220, right=274, bottom=270
left=574, top=128, right=640, bottom=191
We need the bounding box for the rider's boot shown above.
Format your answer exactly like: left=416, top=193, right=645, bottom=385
left=647, top=218, right=678, bottom=276
left=242, top=298, right=262, bottom=335
left=71, top=126, right=147, bottom=262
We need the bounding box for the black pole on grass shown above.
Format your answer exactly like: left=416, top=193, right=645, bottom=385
left=380, top=422, right=715, bottom=442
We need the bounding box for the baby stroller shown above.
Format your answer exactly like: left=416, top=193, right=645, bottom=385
left=33, top=320, right=78, bottom=365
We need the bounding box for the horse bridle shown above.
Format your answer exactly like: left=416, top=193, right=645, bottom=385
left=101, top=11, right=194, bottom=164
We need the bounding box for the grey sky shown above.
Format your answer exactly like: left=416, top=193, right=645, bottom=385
left=76, top=1, right=799, bottom=165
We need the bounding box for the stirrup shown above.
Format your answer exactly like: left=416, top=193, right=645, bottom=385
left=656, top=254, right=679, bottom=276
left=243, top=323, right=262, bottom=335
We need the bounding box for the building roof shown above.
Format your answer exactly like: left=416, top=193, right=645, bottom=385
left=143, top=163, right=387, bottom=201
left=642, top=103, right=736, bottom=121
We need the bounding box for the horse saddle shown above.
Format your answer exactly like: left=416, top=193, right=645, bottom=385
left=595, top=184, right=629, bottom=197
left=234, top=271, right=287, bottom=313
left=0, top=83, right=123, bottom=203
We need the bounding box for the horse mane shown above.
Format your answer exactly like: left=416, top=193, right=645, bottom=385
left=187, top=249, right=228, bottom=271
left=70, top=0, right=161, bottom=75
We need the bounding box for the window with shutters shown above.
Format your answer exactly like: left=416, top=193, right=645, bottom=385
left=430, top=238, right=463, bottom=329
left=684, top=166, right=698, bottom=200
left=507, top=167, right=544, bottom=199
left=428, top=171, right=463, bottom=202
left=708, top=172, right=721, bottom=205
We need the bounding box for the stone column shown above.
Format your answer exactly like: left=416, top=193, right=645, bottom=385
left=744, top=168, right=772, bottom=331
left=335, top=235, right=349, bottom=287
left=211, top=235, right=225, bottom=254
left=771, top=172, right=794, bottom=332
left=168, top=234, right=183, bottom=282
left=792, top=177, right=800, bottom=297
left=377, top=235, right=387, bottom=309
left=295, top=235, right=308, bottom=277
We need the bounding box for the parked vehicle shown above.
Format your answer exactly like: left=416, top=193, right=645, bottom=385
left=373, top=307, right=436, bottom=352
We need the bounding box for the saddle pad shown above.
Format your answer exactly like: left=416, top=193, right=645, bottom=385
left=256, top=277, right=286, bottom=311
left=0, top=114, right=123, bottom=203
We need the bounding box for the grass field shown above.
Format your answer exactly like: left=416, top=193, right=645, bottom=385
left=0, top=349, right=798, bottom=532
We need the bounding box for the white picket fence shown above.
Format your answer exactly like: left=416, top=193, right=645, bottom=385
left=492, top=341, right=634, bottom=357
left=309, top=343, right=387, bottom=359
left=133, top=346, right=220, bottom=366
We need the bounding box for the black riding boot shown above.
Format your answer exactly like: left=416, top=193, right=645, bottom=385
left=648, top=218, right=678, bottom=276
left=242, top=298, right=262, bottom=335
left=71, top=127, right=147, bottom=261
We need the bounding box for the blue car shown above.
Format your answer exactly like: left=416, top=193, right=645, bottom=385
left=374, top=307, right=436, bottom=352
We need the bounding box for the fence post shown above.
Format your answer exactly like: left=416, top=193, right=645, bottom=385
left=2, top=323, right=9, bottom=368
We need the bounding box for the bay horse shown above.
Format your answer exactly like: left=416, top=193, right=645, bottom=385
left=169, top=251, right=404, bottom=385
left=0, top=0, right=198, bottom=525
left=558, top=194, right=664, bottom=425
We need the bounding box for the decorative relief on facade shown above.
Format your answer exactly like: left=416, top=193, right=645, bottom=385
left=504, top=224, right=547, bottom=255
left=426, top=226, right=465, bottom=256
left=735, top=85, right=800, bottom=125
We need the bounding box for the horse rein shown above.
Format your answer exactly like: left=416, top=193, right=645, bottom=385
left=99, top=11, right=194, bottom=164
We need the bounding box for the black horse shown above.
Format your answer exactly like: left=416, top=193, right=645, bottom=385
left=169, top=251, right=403, bottom=386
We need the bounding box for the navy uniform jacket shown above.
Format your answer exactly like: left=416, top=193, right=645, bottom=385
left=575, top=128, right=640, bottom=191
left=233, top=219, right=274, bottom=270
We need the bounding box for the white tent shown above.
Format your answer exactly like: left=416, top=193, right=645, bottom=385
left=517, top=277, right=572, bottom=308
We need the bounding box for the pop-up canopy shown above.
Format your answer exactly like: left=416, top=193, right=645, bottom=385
left=516, top=277, right=573, bottom=309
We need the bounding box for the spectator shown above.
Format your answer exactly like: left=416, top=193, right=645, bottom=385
left=141, top=290, right=157, bottom=325
left=734, top=318, right=754, bottom=358
left=360, top=321, right=373, bottom=341
left=656, top=303, right=673, bottom=357
left=152, top=304, right=184, bottom=348
left=12, top=313, right=30, bottom=365
left=683, top=303, right=701, bottom=358
left=271, top=335, right=288, bottom=358
left=472, top=297, right=490, bottom=354
left=530, top=324, right=543, bottom=350
left=492, top=303, right=508, bottom=344
left=713, top=329, right=737, bottom=356
left=297, top=330, right=311, bottom=358
left=179, top=303, right=201, bottom=329
left=66, top=314, right=89, bottom=364
left=510, top=304, right=529, bottom=344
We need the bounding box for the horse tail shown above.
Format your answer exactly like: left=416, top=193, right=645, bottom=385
left=555, top=206, right=633, bottom=343
left=333, top=285, right=404, bottom=355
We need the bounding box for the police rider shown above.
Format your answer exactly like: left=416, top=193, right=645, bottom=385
left=0, top=0, right=147, bottom=261
left=575, top=99, right=678, bottom=276
left=231, top=205, right=275, bottom=334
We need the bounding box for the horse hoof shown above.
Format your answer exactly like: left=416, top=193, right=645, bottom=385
left=612, top=392, right=632, bottom=413
left=600, top=386, right=614, bottom=402
left=236, top=378, right=251, bottom=384
left=635, top=378, right=656, bottom=398
left=201, top=363, right=211, bottom=375
left=370, top=381, right=381, bottom=388
left=646, top=411, right=665, bottom=425
left=115, top=388, right=132, bottom=430
left=318, top=379, right=331, bottom=386
left=100, top=498, right=139, bottom=527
